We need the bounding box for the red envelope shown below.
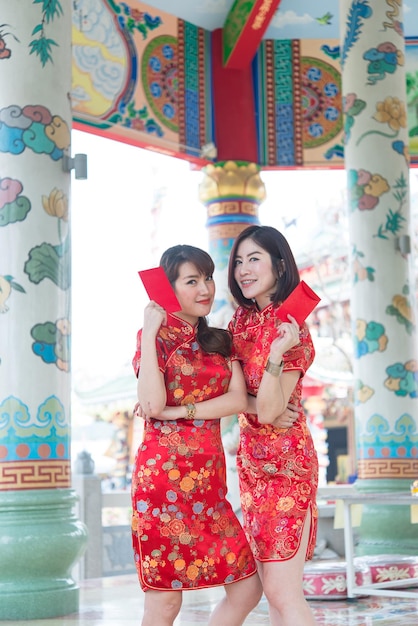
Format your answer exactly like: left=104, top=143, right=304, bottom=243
left=138, top=266, right=181, bottom=313
left=277, top=280, right=320, bottom=325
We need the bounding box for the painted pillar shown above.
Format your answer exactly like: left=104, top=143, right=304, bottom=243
left=0, top=1, right=87, bottom=619
left=340, top=0, right=418, bottom=554
left=199, top=160, right=265, bottom=512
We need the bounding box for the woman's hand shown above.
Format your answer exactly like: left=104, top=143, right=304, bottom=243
left=270, top=314, right=300, bottom=362
left=133, top=401, right=148, bottom=420
left=272, top=402, right=299, bottom=429
left=142, top=300, right=167, bottom=335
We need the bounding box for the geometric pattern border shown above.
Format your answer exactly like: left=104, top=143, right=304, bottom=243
left=358, top=458, right=418, bottom=479
left=0, top=460, right=71, bottom=490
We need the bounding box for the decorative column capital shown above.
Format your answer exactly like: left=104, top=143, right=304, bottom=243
left=199, top=161, right=266, bottom=240
left=198, top=160, right=266, bottom=204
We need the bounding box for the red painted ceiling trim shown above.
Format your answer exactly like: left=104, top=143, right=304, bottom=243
left=211, top=28, right=258, bottom=163
left=223, top=0, right=283, bottom=69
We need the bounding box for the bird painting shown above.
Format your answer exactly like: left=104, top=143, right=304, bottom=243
left=316, top=12, right=333, bottom=26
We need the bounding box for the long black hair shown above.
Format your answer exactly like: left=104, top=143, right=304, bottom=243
left=228, top=225, right=300, bottom=308
left=160, top=245, right=232, bottom=357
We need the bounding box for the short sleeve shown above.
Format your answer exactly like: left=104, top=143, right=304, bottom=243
left=283, top=323, right=315, bottom=376
left=132, top=329, right=143, bottom=378
left=132, top=328, right=169, bottom=378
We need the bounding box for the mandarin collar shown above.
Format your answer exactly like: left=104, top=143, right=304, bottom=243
left=248, top=302, right=285, bottom=325
left=166, top=312, right=197, bottom=334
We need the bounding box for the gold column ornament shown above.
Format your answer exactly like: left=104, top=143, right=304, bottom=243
left=199, top=160, right=266, bottom=241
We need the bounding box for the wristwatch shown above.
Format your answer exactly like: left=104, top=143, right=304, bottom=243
left=265, top=358, right=284, bottom=377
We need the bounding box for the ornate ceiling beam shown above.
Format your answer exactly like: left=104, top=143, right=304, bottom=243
left=223, top=0, right=282, bottom=69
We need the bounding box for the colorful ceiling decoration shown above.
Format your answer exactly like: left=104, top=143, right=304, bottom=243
left=71, top=1, right=418, bottom=168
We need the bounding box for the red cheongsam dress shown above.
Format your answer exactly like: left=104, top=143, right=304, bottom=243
left=131, top=313, right=257, bottom=591
left=228, top=303, right=319, bottom=562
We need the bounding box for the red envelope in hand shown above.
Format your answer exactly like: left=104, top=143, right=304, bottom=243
left=277, top=280, right=320, bottom=325
left=138, top=266, right=181, bottom=313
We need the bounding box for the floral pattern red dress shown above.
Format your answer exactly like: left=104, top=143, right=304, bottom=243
left=228, top=303, right=319, bottom=562
left=131, top=313, right=256, bottom=591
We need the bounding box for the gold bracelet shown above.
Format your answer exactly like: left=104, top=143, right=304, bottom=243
left=186, top=403, right=196, bottom=420
left=265, top=358, right=284, bottom=377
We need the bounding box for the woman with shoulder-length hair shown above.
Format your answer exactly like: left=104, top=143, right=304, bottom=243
left=228, top=225, right=319, bottom=626
left=131, top=244, right=262, bottom=626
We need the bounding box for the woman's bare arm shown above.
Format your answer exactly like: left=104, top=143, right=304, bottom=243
left=137, top=361, right=247, bottom=421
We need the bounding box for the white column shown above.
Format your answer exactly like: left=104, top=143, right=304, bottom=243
left=0, top=1, right=87, bottom=618
left=340, top=0, right=418, bottom=553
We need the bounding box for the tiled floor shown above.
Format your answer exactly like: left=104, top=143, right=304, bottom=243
left=1, top=574, right=418, bottom=625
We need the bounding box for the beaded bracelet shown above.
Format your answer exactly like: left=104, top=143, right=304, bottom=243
left=265, top=358, right=284, bottom=377
left=186, top=403, right=196, bottom=420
